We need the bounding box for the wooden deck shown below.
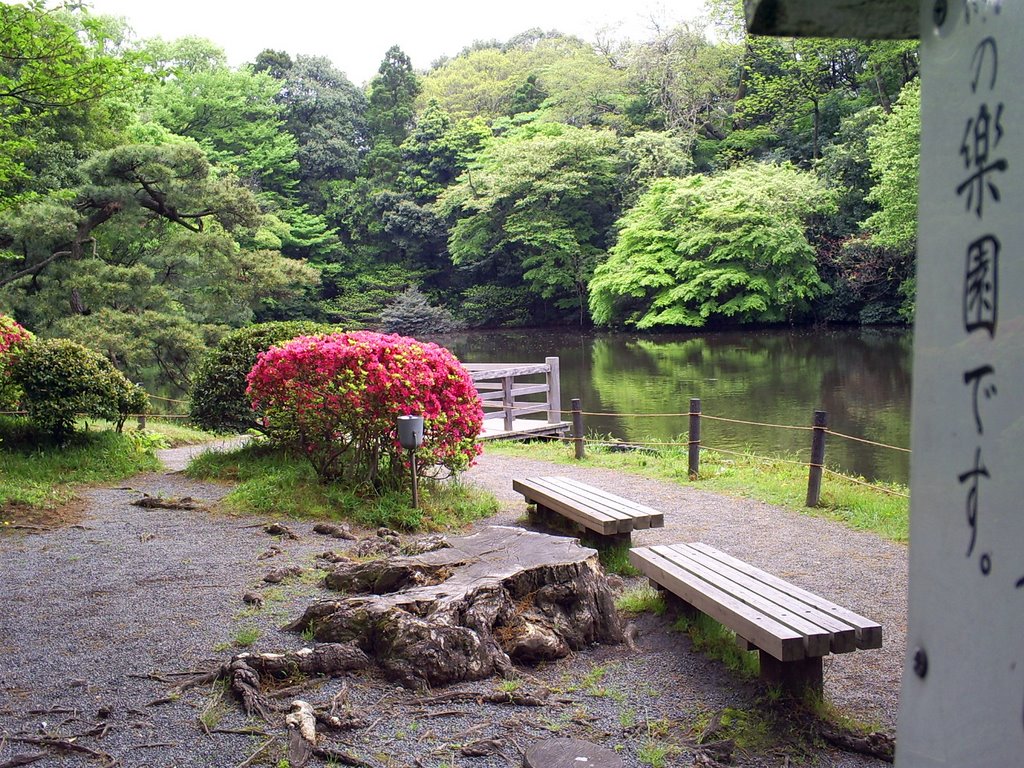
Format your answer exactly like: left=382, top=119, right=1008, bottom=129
left=466, top=358, right=571, bottom=441
left=480, top=418, right=570, bottom=440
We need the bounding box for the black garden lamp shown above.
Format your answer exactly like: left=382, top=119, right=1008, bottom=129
left=396, top=415, right=424, bottom=509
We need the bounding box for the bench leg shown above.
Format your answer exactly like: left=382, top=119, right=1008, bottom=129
left=758, top=651, right=823, bottom=696
left=651, top=584, right=699, bottom=620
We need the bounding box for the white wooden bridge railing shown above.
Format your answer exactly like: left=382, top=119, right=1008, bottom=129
left=464, top=356, right=563, bottom=433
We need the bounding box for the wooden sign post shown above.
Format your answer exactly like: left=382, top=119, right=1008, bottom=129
left=744, top=1, right=1023, bottom=764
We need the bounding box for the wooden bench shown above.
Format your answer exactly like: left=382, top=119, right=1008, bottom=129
left=630, top=542, right=882, bottom=693
left=513, top=476, right=664, bottom=543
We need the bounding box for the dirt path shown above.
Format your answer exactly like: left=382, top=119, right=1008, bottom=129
left=0, top=444, right=904, bottom=768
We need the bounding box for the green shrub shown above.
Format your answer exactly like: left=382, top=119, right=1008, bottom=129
left=378, top=286, right=458, bottom=337
left=11, top=338, right=145, bottom=439
left=188, top=321, right=336, bottom=434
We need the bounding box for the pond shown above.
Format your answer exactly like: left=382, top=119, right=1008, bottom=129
left=438, top=327, right=913, bottom=486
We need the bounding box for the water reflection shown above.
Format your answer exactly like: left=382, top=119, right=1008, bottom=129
left=438, top=327, right=912, bottom=485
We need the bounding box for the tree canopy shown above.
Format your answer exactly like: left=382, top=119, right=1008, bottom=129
left=0, top=0, right=921, bottom=395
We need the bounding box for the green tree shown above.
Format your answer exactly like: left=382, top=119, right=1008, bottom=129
left=257, top=52, right=367, bottom=208
left=0, top=139, right=316, bottom=389
left=439, top=121, right=620, bottom=324
left=0, top=3, right=140, bottom=207
left=368, top=46, right=421, bottom=142
left=589, top=162, right=835, bottom=328
left=862, top=78, right=919, bottom=320
left=864, top=78, right=919, bottom=253
left=142, top=54, right=299, bottom=201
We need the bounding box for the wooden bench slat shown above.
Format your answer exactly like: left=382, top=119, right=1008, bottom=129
left=513, top=479, right=624, bottom=535
left=661, top=544, right=853, bottom=654
left=687, top=543, right=882, bottom=650
left=524, top=477, right=635, bottom=526
left=630, top=546, right=806, bottom=661
left=540, top=477, right=665, bottom=529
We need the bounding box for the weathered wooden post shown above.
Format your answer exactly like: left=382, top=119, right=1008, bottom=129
left=545, top=356, right=562, bottom=425
left=745, top=0, right=1024, bottom=763
left=688, top=398, right=701, bottom=479
left=137, top=413, right=146, bottom=430
left=806, top=410, right=827, bottom=507
left=571, top=398, right=585, bottom=460
left=501, top=374, right=514, bottom=432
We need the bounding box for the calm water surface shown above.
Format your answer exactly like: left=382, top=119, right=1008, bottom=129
left=439, top=327, right=913, bottom=486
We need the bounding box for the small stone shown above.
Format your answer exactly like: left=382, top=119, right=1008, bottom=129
left=264, top=523, right=299, bottom=540
left=243, top=592, right=264, bottom=607
left=402, top=535, right=450, bottom=556
left=314, top=522, right=355, bottom=540
left=257, top=546, right=282, bottom=561
left=318, top=551, right=353, bottom=565
left=353, top=538, right=399, bottom=558
left=264, top=566, right=304, bottom=584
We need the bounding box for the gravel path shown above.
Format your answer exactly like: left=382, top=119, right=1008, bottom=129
left=0, top=444, right=905, bottom=768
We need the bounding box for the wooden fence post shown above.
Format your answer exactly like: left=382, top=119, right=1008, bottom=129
left=571, top=398, right=585, bottom=460
left=545, top=356, right=562, bottom=425
left=502, top=375, right=515, bottom=432
left=806, top=410, right=828, bottom=507
left=137, top=413, right=146, bottom=430
left=688, top=398, right=701, bottom=479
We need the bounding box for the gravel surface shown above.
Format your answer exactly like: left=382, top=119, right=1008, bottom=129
left=0, top=444, right=905, bottom=768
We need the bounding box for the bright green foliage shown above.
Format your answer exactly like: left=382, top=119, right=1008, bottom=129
left=12, top=338, right=146, bottom=439
left=143, top=57, right=299, bottom=201
left=864, top=78, right=920, bottom=253
left=189, top=321, right=336, bottom=434
left=590, top=163, right=834, bottom=328
left=440, top=121, right=620, bottom=323
left=0, top=4, right=141, bottom=208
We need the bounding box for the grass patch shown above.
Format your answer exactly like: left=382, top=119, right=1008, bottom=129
left=615, top=583, right=666, bottom=616
left=186, top=442, right=499, bottom=531
left=584, top=538, right=640, bottom=576
left=485, top=438, right=908, bottom=543
left=0, top=417, right=161, bottom=522
left=673, top=613, right=760, bottom=679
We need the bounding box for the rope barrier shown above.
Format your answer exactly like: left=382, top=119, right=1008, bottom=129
left=822, top=467, right=911, bottom=499
left=701, top=414, right=813, bottom=431
left=146, top=394, right=190, bottom=404
left=826, top=429, right=911, bottom=453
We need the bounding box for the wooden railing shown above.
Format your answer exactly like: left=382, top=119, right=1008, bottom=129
left=464, top=356, right=563, bottom=433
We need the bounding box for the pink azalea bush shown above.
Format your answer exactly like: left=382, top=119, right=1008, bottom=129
left=246, top=331, right=483, bottom=487
left=0, top=314, right=33, bottom=409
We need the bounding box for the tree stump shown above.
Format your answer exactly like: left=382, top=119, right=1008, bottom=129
left=523, top=738, right=624, bottom=768
left=286, top=526, right=623, bottom=687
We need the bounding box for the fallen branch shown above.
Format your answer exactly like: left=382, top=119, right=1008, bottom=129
left=0, top=755, right=48, bottom=768
left=417, top=689, right=548, bottom=707
left=233, top=737, right=274, bottom=768
left=819, top=723, right=895, bottom=763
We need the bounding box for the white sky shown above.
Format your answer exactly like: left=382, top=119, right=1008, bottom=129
left=81, top=0, right=707, bottom=85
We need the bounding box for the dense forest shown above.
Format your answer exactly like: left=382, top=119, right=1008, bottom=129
left=0, top=1, right=919, bottom=394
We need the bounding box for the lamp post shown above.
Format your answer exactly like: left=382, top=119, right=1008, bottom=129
left=396, top=415, right=424, bottom=509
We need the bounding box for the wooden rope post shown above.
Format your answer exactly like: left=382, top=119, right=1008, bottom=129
left=688, top=398, right=701, bottom=479
left=545, top=356, right=561, bottom=425
left=806, top=410, right=828, bottom=507
left=137, top=413, right=146, bottom=430
left=502, top=375, right=514, bottom=432
left=571, top=398, right=585, bottom=460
